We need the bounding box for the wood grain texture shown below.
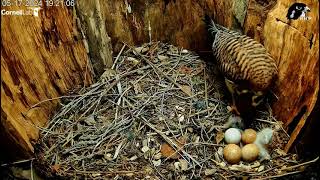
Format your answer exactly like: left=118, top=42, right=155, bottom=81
left=76, top=0, right=114, bottom=75
left=93, top=0, right=236, bottom=53
left=1, top=5, right=92, bottom=156
left=260, top=0, right=319, bottom=152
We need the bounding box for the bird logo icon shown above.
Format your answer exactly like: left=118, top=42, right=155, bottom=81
left=286, top=3, right=311, bottom=20
left=29, top=7, right=41, bottom=17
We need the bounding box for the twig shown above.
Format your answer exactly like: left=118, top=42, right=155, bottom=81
left=251, top=170, right=302, bottom=180
left=204, top=68, right=209, bottom=110
left=70, top=170, right=146, bottom=175
left=185, top=142, right=224, bottom=147
left=280, top=156, right=319, bottom=171
left=255, top=118, right=277, bottom=124
left=30, top=160, right=34, bottom=180
left=112, top=44, right=126, bottom=69
left=1, top=158, right=35, bottom=167
left=113, top=140, right=125, bottom=160
left=189, top=105, right=218, bottom=117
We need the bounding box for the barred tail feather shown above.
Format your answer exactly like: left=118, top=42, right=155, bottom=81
left=203, top=14, right=219, bottom=36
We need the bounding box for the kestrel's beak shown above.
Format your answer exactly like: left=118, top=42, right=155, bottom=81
left=305, top=6, right=311, bottom=12
left=251, top=91, right=264, bottom=107
left=236, top=89, right=249, bottom=95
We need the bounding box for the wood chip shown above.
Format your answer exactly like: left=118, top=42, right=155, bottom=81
left=215, top=131, right=224, bottom=144
left=141, top=146, right=150, bottom=153
left=129, top=155, right=138, bottom=161
left=157, top=55, right=169, bottom=61
left=152, top=159, right=161, bottom=167
left=204, top=168, right=216, bottom=176
left=179, top=85, right=192, bottom=97
left=257, top=165, right=265, bottom=172
left=179, top=159, right=188, bottom=171
left=160, top=137, right=186, bottom=159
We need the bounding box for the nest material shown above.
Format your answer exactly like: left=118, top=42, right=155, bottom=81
left=35, top=42, right=312, bottom=179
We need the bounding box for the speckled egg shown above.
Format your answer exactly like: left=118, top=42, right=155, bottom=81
left=242, top=144, right=260, bottom=162
left=242, top=129, right=257, bottom=144
left=223, top=144, right=242, bottom=164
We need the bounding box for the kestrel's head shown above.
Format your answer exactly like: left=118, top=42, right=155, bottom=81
left=251, top=91, right=264, bottom=107
left=235, top=89, right=264, bottom=107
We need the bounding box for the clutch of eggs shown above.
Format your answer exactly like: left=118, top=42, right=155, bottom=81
left=223, top=128, right=259, bottom=164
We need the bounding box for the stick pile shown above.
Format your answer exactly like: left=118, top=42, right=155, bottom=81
left=35, top=42, right=316, bottom=179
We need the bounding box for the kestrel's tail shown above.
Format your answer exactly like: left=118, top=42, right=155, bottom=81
left=203, top=14, right=219, bottom=36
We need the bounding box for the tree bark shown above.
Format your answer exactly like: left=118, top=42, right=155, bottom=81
left=76, top=0, right=114, bottom=76
left=1, top=5, right=92, bottom=157
left=253, top=0, right=319, bottom=152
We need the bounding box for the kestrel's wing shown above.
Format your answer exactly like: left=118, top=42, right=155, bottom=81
left=212, top=31, right=277, bottom=91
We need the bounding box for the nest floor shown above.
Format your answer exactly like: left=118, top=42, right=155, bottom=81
left=34, top=42, right=317, bottom=179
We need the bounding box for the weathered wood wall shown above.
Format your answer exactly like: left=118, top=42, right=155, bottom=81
left=1, top=5, right=92, bottom=157
left=76, top=0, right=114, bottom=75
left=257, top=0, right=319, bottom=152
left=78, top=0, right=318, bottom=151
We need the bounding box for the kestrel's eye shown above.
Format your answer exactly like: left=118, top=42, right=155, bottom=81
left=296, top=6, right=302, bottom=10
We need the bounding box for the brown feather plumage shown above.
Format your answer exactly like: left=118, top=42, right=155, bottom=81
left=205, top=16, right=278, bottom=127
left=210, top=24, right=278, bottom=92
